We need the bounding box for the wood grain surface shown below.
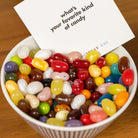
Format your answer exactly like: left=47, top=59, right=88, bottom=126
left=0, top=0, right=138, bottom=138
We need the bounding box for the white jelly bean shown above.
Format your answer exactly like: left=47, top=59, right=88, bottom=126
left=34, top=49, right=52, bottom=60
left=51, top=72, right=69, bottom=81
left=17, top=46, right=30, bottom=59
left=55, top=110, right=69, bottom=121
left=63, top=81, right=72, bottom=95
left=88, top=104, right=103, bottom=114
left=37, top=87, right=52, bottom=102
left=17, top=79, right=28, bottom=95
left=43, top=67, right=53, bottom=79
left=71, top=94, right=86, bottom=109
left=25, top=94, right=40, bottom=108
left=26, top=81, right=43, bottom=94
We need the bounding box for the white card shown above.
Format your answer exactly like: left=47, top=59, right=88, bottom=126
left=14, top=0, right=134, bottom=55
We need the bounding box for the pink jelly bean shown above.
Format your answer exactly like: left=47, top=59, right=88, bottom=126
left=51, top=72, right=69, bottom=81
left=37, top=87, right=51, bottom=101
left=88, top=104, right=104, bottom=114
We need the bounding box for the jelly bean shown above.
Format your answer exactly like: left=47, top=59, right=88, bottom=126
left=25, top=94, right=40, bottom=108
left=108, top=84, right=127, bottom=95
left=11, top=56, right=23, bottom=66
left=89, top=65, right=101, bottom=78
left=18, top=73, right=30, bottom=84
left=85, top=50, right=99, bottom=64
left=67, top=65, right=77, bottom=81
left=96, top=57, right=106, bottom=68
left=81, top=89, right=91, bottom=100
left=26, top=81, right=43, bottom=95
left=63, top=81, right=72, bottom=95
left=29, top=108, right=41, bottom=119
left=18, top=99, right=30, bottom=113
left=5, top=72, right=18, bottom=81
left=52, top=53, right=69, bottom=63
left=34, top=49, right=52, bottom=60
left=29, top=49, right=40, bottom=58
left=122, top=69, right=134, bottom=86
left=38, top=102, right=50, bottom=115
left=115, top=91, right=129, bottom=107
left=90, top=110, right=108, bottom=122
left=105, top=75, right=121, bottom=83
left=46, top=55, right=54, bottom=66
left=41, top=78, right=52, bottom=87
left=71, top=94, right=86, bottom=109
left=45, top=98, right=53, bottom=106
left=55, top=110, right=69, bottom=121
left=65, top=120, right=83, bottom=127
left=80, top=114, right=95, bottom=125
left=37, top=87, right=52, bottom=102
left=80, top=104, right=89, bottom=114
left=39, top=116, right=48, bottom=123
left=32, top=58, right=49, bottom=71
left=17, top=79, right=28, bottom=95
left=67, top=51, right=82, bottom=63
left=46, top=118, right=65, bottom=126
left=97, top=93, right=112, bottom=106
left=84, top=77, right=95, bottom=90
left=10, top=90, right=24, bottom=105
left=17, top=46, right=30, bottom=59
left=43, top=67, right=53, bottom=79
left=73, top=59, right=90, bottom=68
left=102, top=99, right=116, bottom=116
left=19, top=63, right=31, bottom=75
left=51, top=100, right=59, bottom=111
left=51, top=60, right=69, bottom=72
left=54, top=104, right=71, bottom=112
left=101, top=66, right=111, bottom=78
left=91, top=91, right=102, bottom=102
left=23, top=56, right=33, bottom=68
left=46, top=110, right=56, bottom=118
left=5, top=61, right=18, bottom=73
left=111, top=63, right=121, bottom=75
left=94, top=77, right=104, bottom=86
left=55, top=93, right=73, bottom=105
left=72, top=79, right=84, bottom=95
left=97, top=83, right=113, bottom=94
left=118, top=56, right=129, bottom=73
left=30, top=68, right=43, bottom=81
left=67, top=109, right=81, bottom=120
left=51, top=79, right=63, bottom=95
left=5, top=80, right=19, bottom=95
left=77, top=69, right=89, bottom=80
left=51, top=72, right=69, bottom=81
left=88, top=104, right=103, bottom=114
left=85, top=99, right=93, bottom=106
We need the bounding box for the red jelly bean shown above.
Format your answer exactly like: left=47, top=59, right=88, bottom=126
left=78, top=69, right=89, bottom=80
left=72, top=79, right=84, bottom=95
left=51, top=60, right=69, bottom=72
left=91, top=91, right=102, bottom=102
left=46, top=55, right=54, bottom=66
left=23, top=56, right=33, bottom=68
left=73, top=59, right=90, bottom=68
left=80, top=114, right=95, bottom=125
left=96, top=57, right=106, bottom=68
left=122, top=68, right=134, bottom=86
left=52, top=53, right=69, bottom=63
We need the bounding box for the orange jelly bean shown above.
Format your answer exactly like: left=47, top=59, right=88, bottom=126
left=81, top=89, right=91, bottom=100
left=18, top=73, right=30, bottom=84
left=54, top=104, right=71, bottom=112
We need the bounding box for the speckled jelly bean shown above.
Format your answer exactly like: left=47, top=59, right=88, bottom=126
left=102, top=99, right=116, bottom=116
left=63, top=81, right=72, bottom=95
left=26, top=81, right=43, bottom=95
left=65, top=120, right=83, bottom=127
left=84, top=77, right=95, bottom=90
left=80, top=114, right=94, bottom=125
left=88, top=104, right=103, bottom=114
left=29, top=108, right=41, bottom=119
left=81, top=89, right=91, bottom=100
left=105, top=53, right=119, bottom=65
left=30, top=68, right=43, bottom=81
left=105, top=75, right=121, bottom=83
left=94, top=77, right=105, bottom=86
left=19, top=63, right=31, bottom=75
left=89, top=65, right=101, bottom=78
left=73, top=59, right=90, bottom=68
left=111, top=63, right=121, bottom=75
left=11, top=56, right=23, bottom=66
left=101, top=66, right=111, bottom=78
left=29, top=49, right=40, bottom=58
left=17, top=46, right=30, bottom=59
left=51, top=72, right=69, bottom=81
left=38, top=102, right=50, bottom=115
left=96, top=57, right=106, bottom=68
left=5, top=61, right=18, bottom=73
left=77, top=69, right=89, bottom=80
left=54, top=104, right=71, bottom=113
left=39, top=116, right=48, bottom=123
left=108, top=84, right=127, bottom=95
left=23, top=56, right=33, bottom=68
left=32, top=58, right=49, bottom=71
left=55, top=110, right=69, bottom=121
left=85, top=50, right=99, bottom=64
left=71, top=94, right=86, bottom=109
left=43, top=67, right=53, bottom=79
left=52, top=53, right=69, bottom=63
left=47, top=118, right=65, bottom=126
left=5, top=72, right=18, bottom=81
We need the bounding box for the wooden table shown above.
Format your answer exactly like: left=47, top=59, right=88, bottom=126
left=0, top=0, right=138, bottom=138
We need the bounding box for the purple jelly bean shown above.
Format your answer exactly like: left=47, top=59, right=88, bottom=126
left=39, top=116, right=48, bottom=123
left=4, top=61, right=18, bottom=73
left=65, top=120, right=83, bottom=127
left=118, top=76, right=129, bottom=90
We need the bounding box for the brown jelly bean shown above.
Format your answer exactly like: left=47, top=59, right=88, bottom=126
left=30, top=68, right=43, bottom=81
left=46, top=98, right=53, bottom=106
left=29, top=108, right=41, bottom=119
left=67, top=65, right=77, bottom=81
left=67, top=109, right=81, bottom=120
left=85, top=99, right=93, bottom=106
left=85, top=77, right=95, bottom=90
left=80, top=104, right=89, bottom=114
left=46, top=110, right=56, bottom=118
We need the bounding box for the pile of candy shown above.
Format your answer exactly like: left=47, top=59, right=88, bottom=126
left=4, top=46, right=134, bottom=127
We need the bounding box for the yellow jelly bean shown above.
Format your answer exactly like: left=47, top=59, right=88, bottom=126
left=101, top=99, right=116, bottom=116
left=85, top=50, right=99, bottom=64
left=10, top=90, right=24, bottom=105
left=105, top=53, right=119, bottom=66
left=32, top=58, right=49, bottom=71
left=51, top=79, right=64, bottom=95
left=47, top=118, right=65, bottom=126
left=94, top=77, right=105, bottom=86
left=115, top=91, right=129, bottom=107
left=5, top=80, right=19, bottom=95
left=101, top=66, right=111, bottom=78
left=19, top=63, right=31, bottom=75
left=89, top=65, right=101, bottom=78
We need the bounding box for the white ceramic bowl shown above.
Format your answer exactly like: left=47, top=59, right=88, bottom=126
left=1, top=36, right=137, bottom=138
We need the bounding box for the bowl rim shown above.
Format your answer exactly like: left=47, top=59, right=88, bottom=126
left=1, top=36, right=137, bottom=131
